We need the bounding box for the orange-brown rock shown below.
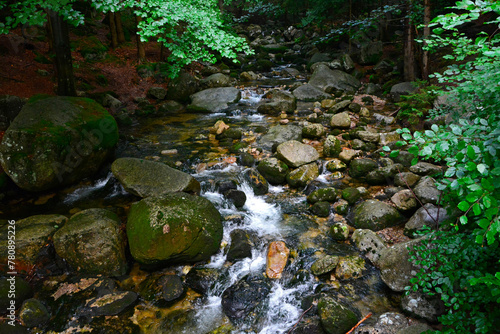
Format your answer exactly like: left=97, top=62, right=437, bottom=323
left=265, top=241, right=290, bottom=279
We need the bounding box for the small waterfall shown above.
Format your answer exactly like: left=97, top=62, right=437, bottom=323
left=195, top=168, right=317, bottom=334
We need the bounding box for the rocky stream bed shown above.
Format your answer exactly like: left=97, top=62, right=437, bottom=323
left=0, top=24, right=446, bottom=334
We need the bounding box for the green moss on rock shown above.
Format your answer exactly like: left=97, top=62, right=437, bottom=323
left=127, top=193, right=223, bottom=265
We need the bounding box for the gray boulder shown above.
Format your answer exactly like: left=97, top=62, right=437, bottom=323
left=147, top=86, right=167, bottom=100
left=394, top=172, right=421, bottom=188
left=258, top=125, right=302, bottom=150
left=351, top=229, right=387, bottom=265
left=127, top=193, right=223, bottom=265
left=293, top=84, right=331, bottom=102
left=401, top=291, right=444, bottom=323
left=405, top=203, right=451, bottom=237
left=276, top=140, right=320, bottom=168
left=200, top=73, right=234, bottom=88
left=188, top=87, right=241, bottom=113
left=166, top=71, right=199, bottom=102
left=330, top=112, right=351, bottom=128
left=302, top=123, right=325, bottom=139
left=352, top=200, right=404, bottom=231
left=309, top=64, right=361, bottom=93
left=311, top=255, right=339, bottom=276
left=377, top=238, right=425, bottom=292
left=409, top=162, right=442, bottom=176
left=413, top=177, right=440, bottom=204
left=53, top=209, right=127, bottom=276
left=349, top=158, right=378, bottom=178
left=0, top=95, right=25, bottom=131
left=0, top=96, right=118, bottom=191
left=258, top=89, right=297, bottom=115
left=391, top=189, right=418, bottom=212
left=111, top=157, right=200, bottom=197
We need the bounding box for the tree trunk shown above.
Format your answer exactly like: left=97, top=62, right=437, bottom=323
left=218, top=0, right=224, bottom=14
left=109, top=12, right=118, bottom=49
left=115, top=12, right=126, bottom=44
left=422, top=0, right=431, bottom=80
left=404, top=3, right=416, bottom=82
left=48, top=10, right=76, bottom=96
left=135, top=15, right=146, bottom=62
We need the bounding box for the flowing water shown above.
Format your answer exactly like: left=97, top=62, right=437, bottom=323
left=0, top=71, right=399, bottom=333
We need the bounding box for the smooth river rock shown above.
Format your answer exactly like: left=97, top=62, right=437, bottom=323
left=111, top=157, right=200, bottom=197
left=276, top=140, right=319, bottom=168
left=187, top=87, right=241, bottom=113
left=352, top=200, right=404, bottom=231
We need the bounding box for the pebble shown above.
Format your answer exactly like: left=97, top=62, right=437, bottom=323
left=161, top=149, right=178, bottom=155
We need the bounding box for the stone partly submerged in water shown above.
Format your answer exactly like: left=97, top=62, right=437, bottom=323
left=0, top=96, right=118, bottom=191
left=187, top=87, right=241, bottom=113
left=126, top=193, right=223, bottom=266
left=266, top=241, right=290, bottom=279
left=317, top=296, right=360, bottom=334
left=111, top=157, right=201, bottom=197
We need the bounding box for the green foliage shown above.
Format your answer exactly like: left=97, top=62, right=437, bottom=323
left=386, top=1, right=500, bottom=332
left=232, top=0, right=284, bottom=23
left=408, top=228, right=500, bottom=333
left=0, top=0, right=252, bottom=78
left=395, top=81, right=440, bottom=124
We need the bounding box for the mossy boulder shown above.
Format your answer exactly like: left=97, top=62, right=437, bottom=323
left=111, top=157, right=200, bottom=197
left=257, top=157, right=289, bottom=185
left=341, top=187, right=361, bottom=205
left=286, top=163, right=319, bottom=188
left=311, top=255, right=339, bottom=276
left=317, top=296, right=360, bottom=334
left=352, top=200, right=404, bottom=231
left=349, top=158, right=378, bottom=178
left=0, top=214, right=67, bottom=274
left=331, top=222, right=349, bottom=240
left=323, top=135, right=341, bottom=158
left=335, top=256, right=366, bottom=280
left=0, top=96, right=118, bottom=191
left=53, top=209, right=127, bottom=276
left=307, top=187, right=340, bottom=204
left=166, top=70, right=199, bottom=102
left=127, top=193, right=223, bottom=265
left=311, top=201, right=331, bottom=217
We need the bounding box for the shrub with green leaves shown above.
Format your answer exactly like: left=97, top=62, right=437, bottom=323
left=383, top=1, right=500, bottom=332
left=395, top=81, right=440, bottom=124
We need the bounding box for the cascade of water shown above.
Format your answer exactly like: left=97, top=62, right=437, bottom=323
left=194, top=168, right=317, bottom=334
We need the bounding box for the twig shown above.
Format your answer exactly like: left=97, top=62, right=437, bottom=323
left=345, top=312, right=372, bottom=334
left=287, top=304, right=313, bottom=334
left=389, top=107, right=401, bottom=117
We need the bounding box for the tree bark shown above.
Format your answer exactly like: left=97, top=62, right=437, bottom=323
left=115, top=12, right=126, bottom=44
left=422, top=0, right=431, bottom=80
left=135, top=15, right=146, bottom=62
left=48, top=10, right=76, bottom=96
left=404, top=2, right=416, bottom=82
left=109, top=12, right=118, bottom=49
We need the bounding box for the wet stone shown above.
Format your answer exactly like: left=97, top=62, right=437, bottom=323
left=333, top=199, right=349, bottom=215
left=221, top=276, right=271, bottom=323
left=225, top=189, right=247, bottom=208
left=257, top=157, right=290, bottom=185
left=286, top=163, right=319, bottom=188
left=339, top=149, right=361, bottom=163
left=323, top=135, right=342, bottom=158
left=413, top=176, right=440, bottom=205
left=394, top=172, right=421, bottom=188
left=342, top=187, right=361, bottom=205
left=351, top=229, right=386, bottom=266
left=311, top=201, right=331, bottom=217
left=311, top=255, right=339, bottom=276
left=242, top=168, right=269, bottom=195
left=318, top=296, right=360, bottom=334
left=330, top=112, right=351, bottom=129
left=326, top=158, right=346, bottom=172
left=186, top=268, right=224, bottom=295
left=352, top=200, right=404, bottom=231
left=405, top=203, right=451, bottom=237
left=227, top=229, right=253, bottom=262
left=331, top=222, right=350, bottom=240
left=160, top=275, right=185, bottom=302
left=391, top=189, right=417, bottom=212
left=81, top=291, right=137, bottom=317
left=335, top=256, right=366, bottom=280
left=409, top=162, right=442, bottom=176
left=401, top=291, right=444, bottom=323
left=238, top=152, right=256, bottom=167
left=266, top=241, right=290, bottom=279
left=307, top=187, right=340, bottom=204
left=19, top=298, right=50, bottom=328
left=276, top=140, right=320, bottom=168
left=302, top=123, right=325, bottom=139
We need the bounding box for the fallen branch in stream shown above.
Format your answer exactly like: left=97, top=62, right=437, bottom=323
left=287, top=304, right=314, bottom=334
left=345, top=312, right=372, bottom=334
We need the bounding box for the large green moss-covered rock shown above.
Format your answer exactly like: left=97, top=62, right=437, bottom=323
left=317, top=296, right=360, bottom=334
left=127, top=193, right=223, bottom=265
left=0, top=96, right=118, bottom=191
left=257, top=157, right=289, bottom=185
left=111, top=157, right=200, bottom=197
left=53, top=209, right=127, bottom=276
left=286, top=163, right=319, bottom=188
